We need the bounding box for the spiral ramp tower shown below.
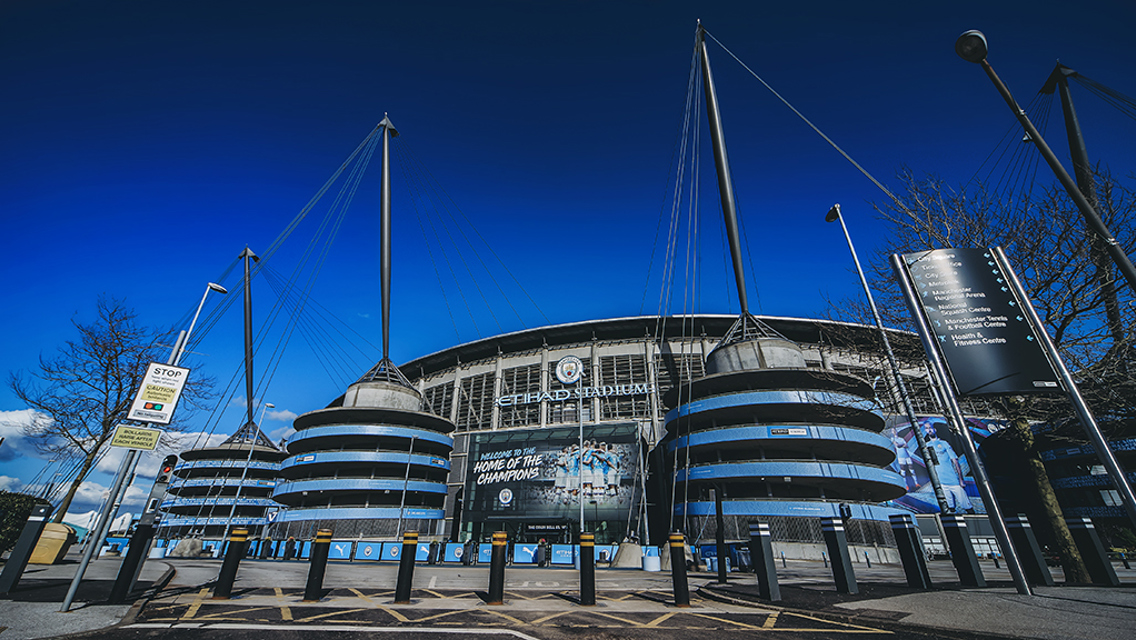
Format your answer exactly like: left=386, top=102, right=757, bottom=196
left=158, top=423, right=287, bottom=540
left=666, top=313, right=907, bottom=545
left=270, top=362, right=455, bottom=539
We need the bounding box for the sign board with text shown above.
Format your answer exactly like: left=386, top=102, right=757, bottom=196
left=127, top=363, right=190, bottom=425
left=109, top=424, right=163, bottom=451
left=899, top=248, right=1059, bottom=395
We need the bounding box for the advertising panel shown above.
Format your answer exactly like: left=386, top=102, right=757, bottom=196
left=899, top=248, right=1058, bottom=395
left=885, top=416, right=1006, bottom=514
left=463, top=423, right=640, bottom=527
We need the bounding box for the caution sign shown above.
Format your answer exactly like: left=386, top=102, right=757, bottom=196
left=127, top=362, right=190, bottom=425
left=110, top=424, right=163, bottom=451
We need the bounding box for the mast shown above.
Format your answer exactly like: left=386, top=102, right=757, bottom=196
left=379, top=114, right=399, bottom=362
left=1040, top=64, right=1125, bottom=344
left=240, top=246, right=259, bottom=427
left=697, top=23, right=749, bottom=315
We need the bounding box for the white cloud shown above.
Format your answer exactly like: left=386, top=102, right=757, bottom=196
left=0, top=475, right=23, bottom=491
left=265, top=408, right=298, bottom=423
left=267, top=424, right=296, bottom=445
left=0, top=409, right=52, bottom=463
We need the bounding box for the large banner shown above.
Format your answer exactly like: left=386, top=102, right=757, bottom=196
left=885, top=416, right=1005, bottom=515
left=464, top=423, right=640, bottom=524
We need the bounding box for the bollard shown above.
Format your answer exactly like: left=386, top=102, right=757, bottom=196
left=579, top=532, right=596, bottom=606
left=260, top=537, right=272, bottom=560
left=284, top=537, right=296, bottom=561
left=1005, top=515, right=1054, bottom=587
left=781, top=551, right=786, bottom=568
left=109, top=522, right=156, bottom=603
left=746, top=521, right=780, bottom=602
left=668, top=532, right=690, bottom=607
left=864, top=551, right=871, bottom=568
left=1122, top=553, right=1131, bottom=570
left=303, top=529, right=333, bottom=601
left=486, top=531, right=507, bottom=605
left=0, top=503, right=53, bottom=595
left=994, top=555, right=1001, bottom=569
left=889, top=513, right=931, bottom=590
left=395, top=531, right=419, bottom=603
left=940, top=515, right=985, bottom=587
left=1065, top=518, right=1120, bottom=586
left=213, top=528, right=249, bottom=599
left=820, top=517, right=858, bottom=594
left=822, top=552, right=828, bottom=568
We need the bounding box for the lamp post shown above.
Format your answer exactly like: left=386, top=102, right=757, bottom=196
left=176, top=282, right=228, bottom=366
left=825, top=204, right=951, bottom=514
left=954, top=30, right=1136, bottom=293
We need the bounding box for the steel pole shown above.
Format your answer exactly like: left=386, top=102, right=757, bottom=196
left=993, top=247, right=1136, bottom=530
left=697, top=24, right=749, bottom=313
left=378, top=115, right=398, bottom=361
left=829, top=205, right=951, bottom=513
left=892, top=254, right=1032, bottom=596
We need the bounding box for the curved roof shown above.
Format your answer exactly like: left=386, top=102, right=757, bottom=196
left=394, top=314, right=918, bottom=381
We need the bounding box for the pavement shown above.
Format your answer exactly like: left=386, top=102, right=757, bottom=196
left=1, top=551, right=1134, bottom=639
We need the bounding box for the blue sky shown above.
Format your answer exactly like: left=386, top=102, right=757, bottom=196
left=2, top=1, right=1134, bottom=517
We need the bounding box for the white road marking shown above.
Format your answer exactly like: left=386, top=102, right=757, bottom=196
left=429, top=575, right=438, bottom=589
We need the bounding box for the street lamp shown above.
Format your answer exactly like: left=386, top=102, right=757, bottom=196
left=175, top=282, right=228, bottom=366
left=824, top=204, right=951, bottom=514
left=953, top=29, right=1136, bottom=293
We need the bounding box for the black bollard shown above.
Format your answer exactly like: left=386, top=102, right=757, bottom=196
left=746, top=521, right=780, bottom=602
left=1122, top=553, right=1131, bottom=570
left=284, top=537, right=296, bottom=561
left=1005, top=515, right=1054, bottom=587
left=668, top=532, right=690, bottom=607
left=1065, top=518, right=1120, bottom=586
left=213, top=528, right=249, bottom=599
left=889, top=513, right=931, bottom=590
left=579, top=532, right=596, bottom=606
left=260, top=537, right=272, bottom=560
left=993, top=555, right=1001, bottom=569
left=395, top=531, right=419, bottom=604
left=939, top=515, right=985, bottom=587
left=303, top=529, right=333, bottom=601
left=820, top=517, right=858, bottom=594
left=109, top=522, right=156, bottom=603
left=486, top=531, right=507, bottom=605
left=864, top=551, right=871, bottom=568
left=0, top=503, right=53, bottom=595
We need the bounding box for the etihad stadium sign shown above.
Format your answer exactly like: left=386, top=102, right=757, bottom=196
left=495, top=383, right=655, bottom=408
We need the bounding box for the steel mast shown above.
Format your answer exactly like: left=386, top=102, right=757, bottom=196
left=697, top=23, right=749, bottom=314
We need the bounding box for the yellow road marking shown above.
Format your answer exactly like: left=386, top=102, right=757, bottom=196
left=782, top=611, right=894, bottom=633
left=484, top=609, right=526, bottom=626
left=763, top=611, right=779, bottom=629
left=644, top=611, right=678, bottom=628
left=405, top=610, right=468, bottom=623
left=586, top=611, right=643, bottom=626
left=528, top=611, right=573, bottom=625
left=293, top=608, right=371, bottom=623
left=274, top=588, right=293, bottom=621
left=180, top=588, right=210, bottom=620
left=690, top=612, right=762, bottom=630
left=348, top=588, right=410, bottom=623
left=195, top=607, right=278, bottom=621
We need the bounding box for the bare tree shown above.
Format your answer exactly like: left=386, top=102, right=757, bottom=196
left=6, top=297, right=210, bottom=523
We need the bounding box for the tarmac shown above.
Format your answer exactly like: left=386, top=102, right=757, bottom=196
left=1, top=550, right=1134, bottom=639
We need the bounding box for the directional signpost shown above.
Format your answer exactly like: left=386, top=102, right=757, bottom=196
left=900, top=247, right=1057, bottom=395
